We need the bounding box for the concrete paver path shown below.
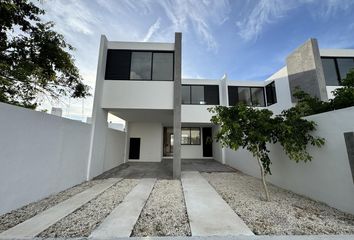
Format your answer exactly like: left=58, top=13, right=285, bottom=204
left=0, top=178, right=121, bottom=239
left=89, top=178, right=156, bottom=238
left=181, top=171, right=254, bottom=236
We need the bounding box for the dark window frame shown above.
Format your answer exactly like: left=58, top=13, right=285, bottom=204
left=181, top=127, right=201, bottom=145
left=105, top=49, right=175, bottom=81
left=265, top=81, right=277, bottom=106
left=321, top=56, right=354, bottom=86
left=228, top=86, right=266, bottom=107
left=181, top=84, right=220, bottom=105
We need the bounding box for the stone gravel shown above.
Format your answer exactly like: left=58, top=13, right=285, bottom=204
left=0, top=179, right=103, bottom=233
left=202, top=172, right=354, bottom=235
left=132, top=180, right=191, bottom=237
left=38, top=178, right=139, bottom=238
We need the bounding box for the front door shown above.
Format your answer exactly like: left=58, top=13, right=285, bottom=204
left=202, top=127, right=213, bottom=157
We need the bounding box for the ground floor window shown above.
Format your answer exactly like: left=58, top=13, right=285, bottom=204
left=181, top=127, right=201, bottom=145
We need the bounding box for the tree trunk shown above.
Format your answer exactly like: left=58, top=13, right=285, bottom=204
left=256, top=146, right=270, bottom=201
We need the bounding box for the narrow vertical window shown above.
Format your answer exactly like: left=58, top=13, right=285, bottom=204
left=182, top=85, right=191, bottom=104
left=266, top=82, right=277, bottom=106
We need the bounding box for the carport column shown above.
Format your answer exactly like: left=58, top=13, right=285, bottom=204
left=173, top=32, right=182, bottom=179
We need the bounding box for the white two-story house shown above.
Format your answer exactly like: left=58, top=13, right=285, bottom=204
left=87, top=33, right=354, bottom=179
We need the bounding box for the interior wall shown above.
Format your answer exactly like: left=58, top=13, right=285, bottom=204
left=128, top=122, right=163, bottom=162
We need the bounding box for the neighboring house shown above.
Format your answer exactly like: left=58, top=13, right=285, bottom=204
left=87, top=33, right=354, bottom=179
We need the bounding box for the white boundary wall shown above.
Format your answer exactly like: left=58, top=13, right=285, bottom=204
left=0, top=103, right=126, bottom=215
left=225, top=107, right=354, bottom=214
left=103, top=128, right=126, bottom=172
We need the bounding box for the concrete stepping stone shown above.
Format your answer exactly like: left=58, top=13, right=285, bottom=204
left=0, top=178, right=121, bottom=239
left=89, top=178, right=156, bottom=238
left=181, top=171, right=254, bottom=236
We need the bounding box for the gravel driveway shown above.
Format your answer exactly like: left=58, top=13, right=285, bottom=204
left=0, top=179, right=104, bottom=233
left=38, top=179, right=139, bottom=237
left=202, top=172, right=354, bottom=235
left=132, top=180, right=191, bottom=237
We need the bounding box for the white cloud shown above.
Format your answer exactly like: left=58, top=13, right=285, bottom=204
left=40, top=0, right=99, bottom=37
left=236, top=0, right=354, bottom=41
left=143, top=18, right=161, bottom=42
left=157, top=0, right=230, bottom=52
left=236, top=0, right=294, bottom=41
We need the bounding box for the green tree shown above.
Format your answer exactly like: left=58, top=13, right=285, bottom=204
left=330, top=69, right=354, bottom=110
left=0, top=0, right=90, bottom=109
left=292, top=68, right=354, bottom=116
left=209, top=104, right=324, bottom=201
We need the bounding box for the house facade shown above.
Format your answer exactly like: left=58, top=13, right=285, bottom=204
left=88, top=33, right=354, bottom=179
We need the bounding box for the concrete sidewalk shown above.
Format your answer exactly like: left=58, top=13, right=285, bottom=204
left=181, top=171, right=253, bottom=236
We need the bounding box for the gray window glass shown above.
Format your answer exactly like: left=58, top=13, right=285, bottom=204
left=337, top=58, right=354, bottom=80
left=182, top=85, right=190, bottom=104
left=321, top=58, right=339, bottom=86
left=130, top=52, right=152, bottom=80
left=251, top=88, right=265, bottom=107
left=152, top=53, right=173, bottom=80
left=181, top=128, right=190, bottom=144
left=190, top=128, right=201, bottom=145
left=238, top=87, right=251, bottom=105
left=191, top=86, right=205, bottom=104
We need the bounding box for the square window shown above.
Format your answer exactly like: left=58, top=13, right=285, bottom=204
left=130, top=52, right=152, bottom=80
left=191, top=86, right=205, bottom=104
left=238, top=87, right=252, bottom=105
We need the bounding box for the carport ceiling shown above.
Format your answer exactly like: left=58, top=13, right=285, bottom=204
left=108, top=109, right=173, bottom=124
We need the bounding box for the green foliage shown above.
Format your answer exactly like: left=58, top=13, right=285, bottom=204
left=292, top=69, right=354, bottom=116
left=210, top=104, right=276, bottom=174
left=209, top=104, right=324, bottom=175
left=0, top=0, right=90, bottom=109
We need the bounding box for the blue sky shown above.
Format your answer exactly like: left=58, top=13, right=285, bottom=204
left=37, top=0, right=354, bottom=120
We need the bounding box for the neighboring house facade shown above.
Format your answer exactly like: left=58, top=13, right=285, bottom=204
left=88, top=33, right=354, bottom=179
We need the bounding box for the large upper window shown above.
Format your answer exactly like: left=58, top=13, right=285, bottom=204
left=321, top=57, right=354, bottom=86
left=182, top=85, right=219, bottom=105
left=105, top=50, right=174, bottom=81
left=228, top=86, right=265, bottom=107
left=265, top=81, right=277, bottom=106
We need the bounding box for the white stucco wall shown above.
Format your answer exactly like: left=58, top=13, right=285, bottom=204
left=181, top=105, right=215, bottom=123
left=265, top=67, right=294, bottom=115
left=225, top=107, right=354, bottom=214
left=0, top=103, right=91, bottom=215
left=181, top=144, right=203, bottom=159
left=103, top=128, right=126, bottom=172
left=102, top=81, right=174, bottom=110
left=128, top=122, right=163, bottom=162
